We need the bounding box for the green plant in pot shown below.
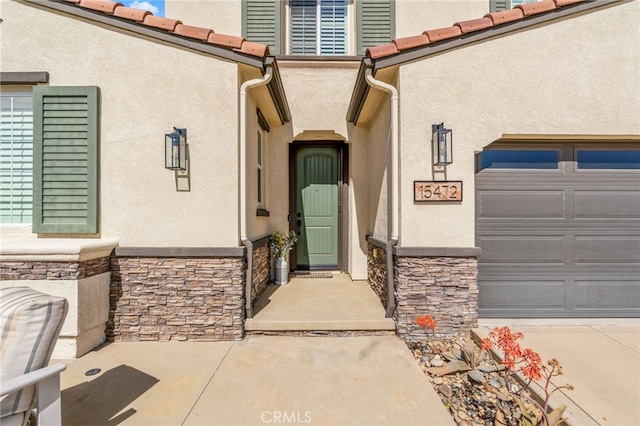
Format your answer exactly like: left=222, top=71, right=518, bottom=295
left=270, top=230, right=298, bottom=285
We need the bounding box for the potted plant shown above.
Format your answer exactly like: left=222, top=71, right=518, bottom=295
left=270, top=230, right=298, bottom=285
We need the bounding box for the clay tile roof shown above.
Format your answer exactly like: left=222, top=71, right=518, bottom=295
left=173, top=23, right=213, bottom=41
left=553, top=0, right=585, bottom=6
left=484, top=8, right=525, bottom=25
left=79, top=0, right=121, bottom=14
left=51, top=0, right=270, bottom=59
left=516, top=0, right=557, bottom=16
left=366, top=43, right=400, bottom=59
left=393, top=34, right=430, bottom=51
left=423, top=26, right=462, bottom=43
left=113, top=6, right=150, bottom=22
left=142, top=15, right=181, bottom=32
left=208, top=33, right=245, bottom=49
left=367, top=0, right=588, bottom=59
left=235, top=41, right=270, bottom=57
left=454, top=17, right=493, bottom=34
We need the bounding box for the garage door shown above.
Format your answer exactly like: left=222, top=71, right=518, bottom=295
left=476, top=143, right=640, bottom=318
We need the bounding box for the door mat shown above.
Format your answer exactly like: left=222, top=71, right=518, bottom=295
left=290, top=272, right=333, bottom=279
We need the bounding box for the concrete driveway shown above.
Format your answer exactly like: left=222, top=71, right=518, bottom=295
left=60, top=335, right=454, bottom=425
left=474, top=319, right=640, bottom=426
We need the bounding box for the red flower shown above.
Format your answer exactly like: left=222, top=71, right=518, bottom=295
left=520, top=348, right=543, bottom=381
left=483, top=326, right=544, bottom=381
left=415, top=315, right=437, bottom=331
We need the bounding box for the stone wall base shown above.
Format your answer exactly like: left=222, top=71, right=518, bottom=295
left=366, top=240, right=479, bottom=343
left=367, top=243, right=388, bottom=308
left=108, top=256, right=246, bottom=342
left=394, top=256, right=478, bottom=342
left=251, top=242, right=270, bottom=305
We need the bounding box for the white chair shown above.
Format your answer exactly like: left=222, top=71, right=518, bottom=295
left=1, top=287, right=68, bottom=426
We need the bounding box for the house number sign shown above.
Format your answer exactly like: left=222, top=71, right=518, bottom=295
left=414, top=181, right=463, bottom=202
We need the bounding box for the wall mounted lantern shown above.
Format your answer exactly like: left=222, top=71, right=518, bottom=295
left=432, top=123, right=453, bottom=166
left=165, top=128, right=187, bottom=171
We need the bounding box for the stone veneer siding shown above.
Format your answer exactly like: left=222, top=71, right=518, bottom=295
left=108, top=256, right=246, bottom=342
left=366, top=243, right=388, bottom=309
left=1, top=257, right=110, bottom=280
left=367, top=238, right=479, bottom=342
left=251, top=239, right=270, bottom=305
left=394, top=256, right=478, bottom=342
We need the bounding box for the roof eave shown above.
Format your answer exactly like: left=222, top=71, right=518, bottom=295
left=23, top=0, right=266, bottom=69
left=346, top=58, right=373, bottom=124
left=374, top=0, right=624, bottom=70
left=264, top=57, right=292, bottom=124
left=347, top=0, right=627, bottom=125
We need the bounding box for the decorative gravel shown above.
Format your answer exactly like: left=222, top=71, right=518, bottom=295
left=408, top=339, right=525, bottom=426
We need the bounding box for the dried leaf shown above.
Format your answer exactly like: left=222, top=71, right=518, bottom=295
left=426, top=360, right=471, bottom=376
left=547, top=404, right=567, bottom=426
left=478, top=361, right=498, bottom=372
left=468, top=369, right=486, bottom=383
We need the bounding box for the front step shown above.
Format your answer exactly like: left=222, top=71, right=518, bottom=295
left=245, top=317, right=396, bottom=332
left=245, top=275, right=396, bottom=336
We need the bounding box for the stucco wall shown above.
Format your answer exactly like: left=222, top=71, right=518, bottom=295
left=395, top=0, right=488, bottom=38
left=396, top=0, right=640, bottom=248
left=165, top=0, right=241, bottom=35
left=264, top=122, right=295, bottom=238
left=347, top=124, right=369, bottom=279
left=1, top=0, right=242, bottom=247
left=365, top=91, right=392, bottom=242
left=279, top=62, right=359, bottom=138
left=244, top=94, right=269, bottom=241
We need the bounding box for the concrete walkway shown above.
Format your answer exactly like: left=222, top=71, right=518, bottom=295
left=474, top=319, right=640, bottom=426
left=60, top=336, right=454, bottom=425
left=246, top=274, right=395, bottom=332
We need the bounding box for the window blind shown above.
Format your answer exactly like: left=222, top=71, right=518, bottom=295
left=0, top=93, right=33, bottom=224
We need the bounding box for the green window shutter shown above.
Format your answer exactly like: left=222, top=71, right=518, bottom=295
left=0, top=93, right=33, bottom=224
left=32, top=86, right=99, bottom=234
left=357, top=0, right=395, bottom=56
left=490, top=0, right=510, bottom=12
left=242, top=0, right=282, bottom=55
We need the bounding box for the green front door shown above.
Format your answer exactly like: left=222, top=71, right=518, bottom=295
left=296, top=147, right=339, bottom=269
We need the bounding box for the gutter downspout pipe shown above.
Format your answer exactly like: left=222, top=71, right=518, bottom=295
left=365, top=68, right=398, bottom=318
left=240, top=67, right=272, bottom=319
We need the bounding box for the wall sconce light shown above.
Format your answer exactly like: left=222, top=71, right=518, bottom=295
left=432, top=123, right=453, bottom=166
left=165, top=128, right=187, bottom=171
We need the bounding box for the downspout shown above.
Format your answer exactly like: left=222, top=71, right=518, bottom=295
left=240, top=67, right=273, bottom=319
left=365, top=68, right=398, bottom=318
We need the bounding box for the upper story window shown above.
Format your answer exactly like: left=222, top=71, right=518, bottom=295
left=242, top=0, right=394, bottom=56
left=491, top=0, right=539, bottom=12
left=289, top=0, right=348, bottom=55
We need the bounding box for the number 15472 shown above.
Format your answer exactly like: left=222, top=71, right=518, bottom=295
left=414, top=181, right=462, bottom=202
